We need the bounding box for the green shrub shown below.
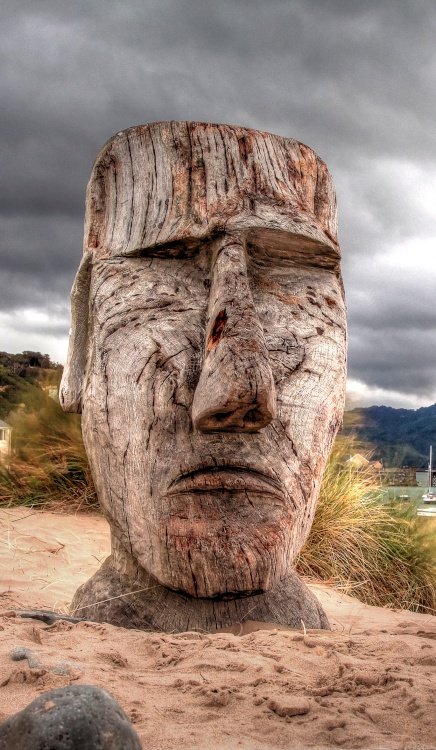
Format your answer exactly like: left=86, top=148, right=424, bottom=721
left=2, top=399, right=436, bottom=613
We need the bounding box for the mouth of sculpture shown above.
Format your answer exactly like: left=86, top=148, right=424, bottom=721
left=168, top=465, right=285, bottom=500
left=155, top=465, right=292, bottom=597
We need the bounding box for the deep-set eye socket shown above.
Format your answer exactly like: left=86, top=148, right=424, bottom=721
left=127, top=240, right=199, bottom=260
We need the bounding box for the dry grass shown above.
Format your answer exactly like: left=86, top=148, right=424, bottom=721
left=297, top=445, right=436, bottom=614
left=2, top=400, right=436, bottom=614
left=0, top=395, right=98, bottom=513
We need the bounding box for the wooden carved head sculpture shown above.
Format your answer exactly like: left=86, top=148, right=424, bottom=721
left=60, top=122, right=346, bottom=632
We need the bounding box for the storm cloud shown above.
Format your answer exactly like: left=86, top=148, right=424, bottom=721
left=1, top=0, right=435, bottom=407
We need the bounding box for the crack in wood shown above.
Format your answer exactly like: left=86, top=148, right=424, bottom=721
left=61, top=121, right=346, bottom=632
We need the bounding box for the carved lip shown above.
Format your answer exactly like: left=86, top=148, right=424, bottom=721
left=168, top=465, right=285, bottom=499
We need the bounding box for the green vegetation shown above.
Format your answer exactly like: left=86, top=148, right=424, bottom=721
left=342, top=403, right=436, bottom=468
left=0, top=351, right=62, bottom=420
left=297, top=443, right=436, bottom=614
left=0, top=403, right=97, bottom=512
left=1, top=353, right=436, bottom=613
left=0, top=354, right=97, bottom=512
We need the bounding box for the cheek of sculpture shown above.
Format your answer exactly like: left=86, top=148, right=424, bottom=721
left=81, top=257, right=346, bottom=599
left=251, top=266, right=346, bottom=553
left=60, top=121, right=347, bottom=631
left=81, top=258, right=206, bottom=538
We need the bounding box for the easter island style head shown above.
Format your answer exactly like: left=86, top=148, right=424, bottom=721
left=60, top=122, right=346, bottom=632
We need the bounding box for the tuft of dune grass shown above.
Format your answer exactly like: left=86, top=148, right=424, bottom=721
left=2, top=399, right=436, bottom=614
left=297, top=445, right=436, bottom=614
left=0, top=393, right=98, bottom=513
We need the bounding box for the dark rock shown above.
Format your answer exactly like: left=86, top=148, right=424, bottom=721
left=0, top=685, right=142, bottom=749
left=10, top=646, right=41, bottom=668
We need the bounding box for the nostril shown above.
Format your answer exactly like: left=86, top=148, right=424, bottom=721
left=207, top=309, right=227, bottom=352
left=199, top=406, right=271, bottom=432
left=211, top=411, right=231, bottom=422
left=244, top=408, right=262, bottom=424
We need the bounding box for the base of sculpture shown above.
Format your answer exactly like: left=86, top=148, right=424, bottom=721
left=70, top=551, right=329, bottom=632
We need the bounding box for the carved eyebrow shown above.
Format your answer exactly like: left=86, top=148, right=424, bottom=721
left=107, top=228, right=340, bottom=274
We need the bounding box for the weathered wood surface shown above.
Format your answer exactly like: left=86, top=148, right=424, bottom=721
left=191, top=232, right=277, bottom=432
left=71, top=540, right=329, bottom=632
left=84, top=121, right=339, bottom=263
left=60, top=122, right=347, bottom=632
left=59, top=251, right=92, bottom=413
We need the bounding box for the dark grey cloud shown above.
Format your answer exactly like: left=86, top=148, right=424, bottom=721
left=1, top=0, right=436, bottom=405
left=349, top=320, right=436, bottom=394
left=346, top=257, right=436, bottom=395
left=351, top=348, right=436, bottom=396
left=0, top=215, right=82, bottom=329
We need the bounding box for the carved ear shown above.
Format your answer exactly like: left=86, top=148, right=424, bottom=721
left=59, top=251, right=93, bottom=413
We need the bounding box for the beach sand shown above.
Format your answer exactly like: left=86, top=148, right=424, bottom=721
left=1, top=507, right=435, bottom=749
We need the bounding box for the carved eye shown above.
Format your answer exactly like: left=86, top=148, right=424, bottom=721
left=247, top=232, right=339, bottom=272
left=130, top=241, right=199, bottom=259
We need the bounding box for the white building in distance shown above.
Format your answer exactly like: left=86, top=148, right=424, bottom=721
left=0, top=420, right=12, bottom=464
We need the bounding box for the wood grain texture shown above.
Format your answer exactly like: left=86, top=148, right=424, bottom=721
left=71, top=539, right=329, bottom=632
left=60, top=122, right=347, bottom=632
left=84, top=122, right=339, bottom=264
left=191, top=233, right=277, bottom=432
left=59, top=251, right=92, bottom=413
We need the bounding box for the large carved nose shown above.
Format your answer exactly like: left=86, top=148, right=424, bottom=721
left=192, top=234, right=277, bottom=432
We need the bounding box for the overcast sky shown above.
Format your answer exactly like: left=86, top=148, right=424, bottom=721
left=1, top=0, right=435, bottom=409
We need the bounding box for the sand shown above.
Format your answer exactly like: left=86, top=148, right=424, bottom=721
left=0, top=507, right=435, bottom=750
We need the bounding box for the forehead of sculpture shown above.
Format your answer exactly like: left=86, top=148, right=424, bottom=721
left=84, top=121, right=340, bottom=268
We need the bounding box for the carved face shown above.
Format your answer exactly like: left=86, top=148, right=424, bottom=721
left=80, top=229, right=346, bottom=598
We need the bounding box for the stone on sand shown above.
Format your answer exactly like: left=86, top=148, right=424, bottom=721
left=0, top=684, right=142, bottom=750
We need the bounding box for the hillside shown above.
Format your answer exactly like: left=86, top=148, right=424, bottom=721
left=1, top=352, right=435, bottom=470
left=342, top=403, right=436, bottom=468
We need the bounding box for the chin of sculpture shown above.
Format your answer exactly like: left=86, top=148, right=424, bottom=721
left=61, top=121, right=347, bottom=633
left=71, top=550, right=330, bottom=633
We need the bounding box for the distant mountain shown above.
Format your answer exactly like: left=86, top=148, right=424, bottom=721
left=342, top=404, right=436, bottom=468
left=1, top=351, right=435, bottom=470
